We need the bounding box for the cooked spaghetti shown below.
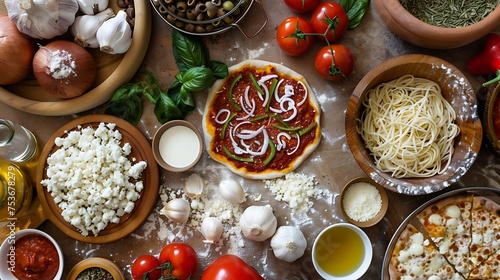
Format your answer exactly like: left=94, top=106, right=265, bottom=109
left=357, top=75, right=460, bottom=178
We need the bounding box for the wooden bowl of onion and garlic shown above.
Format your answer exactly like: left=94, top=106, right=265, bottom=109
left=373, top=0, right=500, bottom=49
left=345, top=54, right=483, bottom=195
left=0, top=0, right=151, bottom=116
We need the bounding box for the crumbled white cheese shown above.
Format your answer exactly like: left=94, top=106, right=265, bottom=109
left=48, top=49, right=77, bottom=80
left=263, top=172, right=324, bottom=213
left=342, top=181, right=382, bottom=222
left=159, top=175, right=244, bottom=252
left=40, top=122, right=147, bottom=236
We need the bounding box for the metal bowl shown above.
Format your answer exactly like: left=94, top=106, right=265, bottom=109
left=150, top=0, right=267, bottom=37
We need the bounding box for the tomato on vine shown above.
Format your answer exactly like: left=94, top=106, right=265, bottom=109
left=310, top=2, right=348, bottom=42
left=283, top=0, right=320, bottom=13
left=276, top=16, right=314, bottom=56
left=158, top=242, right=197, bottom=280
left=131, top=255, right=161, bottom=280
left=314, top=44, right=354, bottom=81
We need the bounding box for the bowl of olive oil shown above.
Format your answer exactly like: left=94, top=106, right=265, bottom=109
left=312, top=223, right=372, bottom=280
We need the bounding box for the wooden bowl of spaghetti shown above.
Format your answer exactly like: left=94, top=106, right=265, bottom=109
left=373, top=0, right=500, bottom=49
left=345, top=54, right=483, bottom=195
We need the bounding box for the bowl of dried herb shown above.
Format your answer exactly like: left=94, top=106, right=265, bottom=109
left=67, top=257, right=123, bottom=280
left=373, top=0, right=500, bottom=49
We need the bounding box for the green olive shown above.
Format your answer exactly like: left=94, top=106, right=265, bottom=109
left=222, top=1, right=234, bottom=11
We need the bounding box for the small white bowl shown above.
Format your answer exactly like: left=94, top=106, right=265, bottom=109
left=0, top=228, right=64, bottom=280
left=152, top=120, right=203, bottom=172
left=312, top=223, right=372, bottom=280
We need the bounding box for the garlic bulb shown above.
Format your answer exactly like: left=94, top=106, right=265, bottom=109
left=200, top=217, right=223, bottom=244
left=77, top=0, right=109, bottom=15
left=239, top=205, right=277, bottom=242
left=96, top=10, right=132, bottom=54
left=71, top=8, right=114, bottom=48
left=184, top=173, right=204, bottom=198
left=219, top=179, right=246, bottom=204
left=270, top=226, right=307, bottom=262
left=5, top=0, right=79, bottom=40
left=160, top=198, right=191, bottom=224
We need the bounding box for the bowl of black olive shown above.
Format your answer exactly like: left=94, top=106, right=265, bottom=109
left=149, top=0, right=267, bottom=37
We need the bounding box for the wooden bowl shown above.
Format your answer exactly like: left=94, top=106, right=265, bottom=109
left=152, top=120, right=203, bottom=172
left=345, top=54, right=483, bottom=195
left=67, top=257, right=124, bottom=280
left=340, top=177, right=388, bottom=228
left=373, top=0, right=500, bottom=49
left=0, top=0, right=151, bottom=116
left=482, top=83, right=500, bottom=155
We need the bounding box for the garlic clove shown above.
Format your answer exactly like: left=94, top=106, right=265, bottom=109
left=71, top=8, right=114, bottom=48
left=184, top=173, right=204, bottom=198
left=160, top=198, right=191, bottom=224
left=270, top=226, right=307, bottom=262
left=239, top=205, right=277, bottom=242
left=5, top=0, right=79, bottom=40
left=200, top=217, right=223, bottom=244
left=96, top=10, right=132, bottom=54
left=219, top=179, right=246, bottom=204
left=77, top=0, right=109, bottom=15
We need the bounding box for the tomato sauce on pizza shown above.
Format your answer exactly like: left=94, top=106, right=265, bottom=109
left=203, top=60, right=321, bottom=179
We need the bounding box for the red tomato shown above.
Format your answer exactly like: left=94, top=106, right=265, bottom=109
left=201, top=254, right=264, bottom=280
left=276, top=16, right=314, bottom=56
left=310, top=2, right=348, bottom=42
left=283, top=0, right=320, bottom=13
left=158, top=242, right=197, bottom=280
left=314, top=45, right=354, bottom=81
left=131, top=255, right=161, bottom=280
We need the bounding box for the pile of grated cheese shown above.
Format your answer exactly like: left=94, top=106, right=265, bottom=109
left=158, top=177, right=245, bottom=252
left=41, top=122, right=147, bottom=236
left=264, top=172, right=324, bottom=213
left=342, top=181, right=382, bottom=222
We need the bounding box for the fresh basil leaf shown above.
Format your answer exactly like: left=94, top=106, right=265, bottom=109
left=176, top=67, right=215, bottom=92
left=172, top=29, right=210, bottom=71
left=168, top=81, right=195, bottom=114
left=337, top=0, right=355, bottom=11
left=154, top=93, right=184, bottom=124
left=105, top=94, right=143, bottom=125
left=210, top=60, right=229, bottom=79
left=347, top=0, right=370, bottom=29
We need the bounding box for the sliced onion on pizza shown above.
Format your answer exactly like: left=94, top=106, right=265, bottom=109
left=202, top=60, right=321, bottom=180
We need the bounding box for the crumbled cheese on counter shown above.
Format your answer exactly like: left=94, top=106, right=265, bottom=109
left=342, top=182, right=382, bottom=222
left=159, top=176, right=244, bottom=252
left=263, top=172, right=324, bottom=213
left=40, top=122, right=147, bottom=236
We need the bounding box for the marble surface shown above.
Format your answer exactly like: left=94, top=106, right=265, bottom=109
left=2, top=1, right=500, bottom=279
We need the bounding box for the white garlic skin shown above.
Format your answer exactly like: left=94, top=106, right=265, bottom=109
left=77, top=0, right=109, bottom=15
left=200, top=217, right=223, bottom=244
left=239, top=205, right=277, bottom=242
left=5, top=0, right=79, bottom=39
left=71, top=8, right=114, bottom=48
left=96, top=10, right=132, bottom=54
left=270, top=226, right=307, bottom=262
left=184, top=173, right=204, bottom=198
left=219, top=179, right=246, bottom=204
left=160, top=198, right=191, bottom=224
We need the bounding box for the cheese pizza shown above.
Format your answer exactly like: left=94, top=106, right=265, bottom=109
left=389, top=194, right=500, bottom=279
left=202, top=60, right=321, bottom=180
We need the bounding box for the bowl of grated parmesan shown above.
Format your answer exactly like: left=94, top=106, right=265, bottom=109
left=340, top=177, right=389, bottom=228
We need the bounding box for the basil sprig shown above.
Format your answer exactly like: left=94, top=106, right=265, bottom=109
left=106, top=29, right=228, bottom=125
left=338, top=0, right=370, bottom=29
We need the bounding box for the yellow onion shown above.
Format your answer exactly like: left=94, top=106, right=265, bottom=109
left=0, top=15, right=36, bottom=85
left=33, top=40, right=97, bottom=99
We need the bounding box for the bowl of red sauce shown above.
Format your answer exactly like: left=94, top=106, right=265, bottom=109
left=0, top=228, right=63, bottom=280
